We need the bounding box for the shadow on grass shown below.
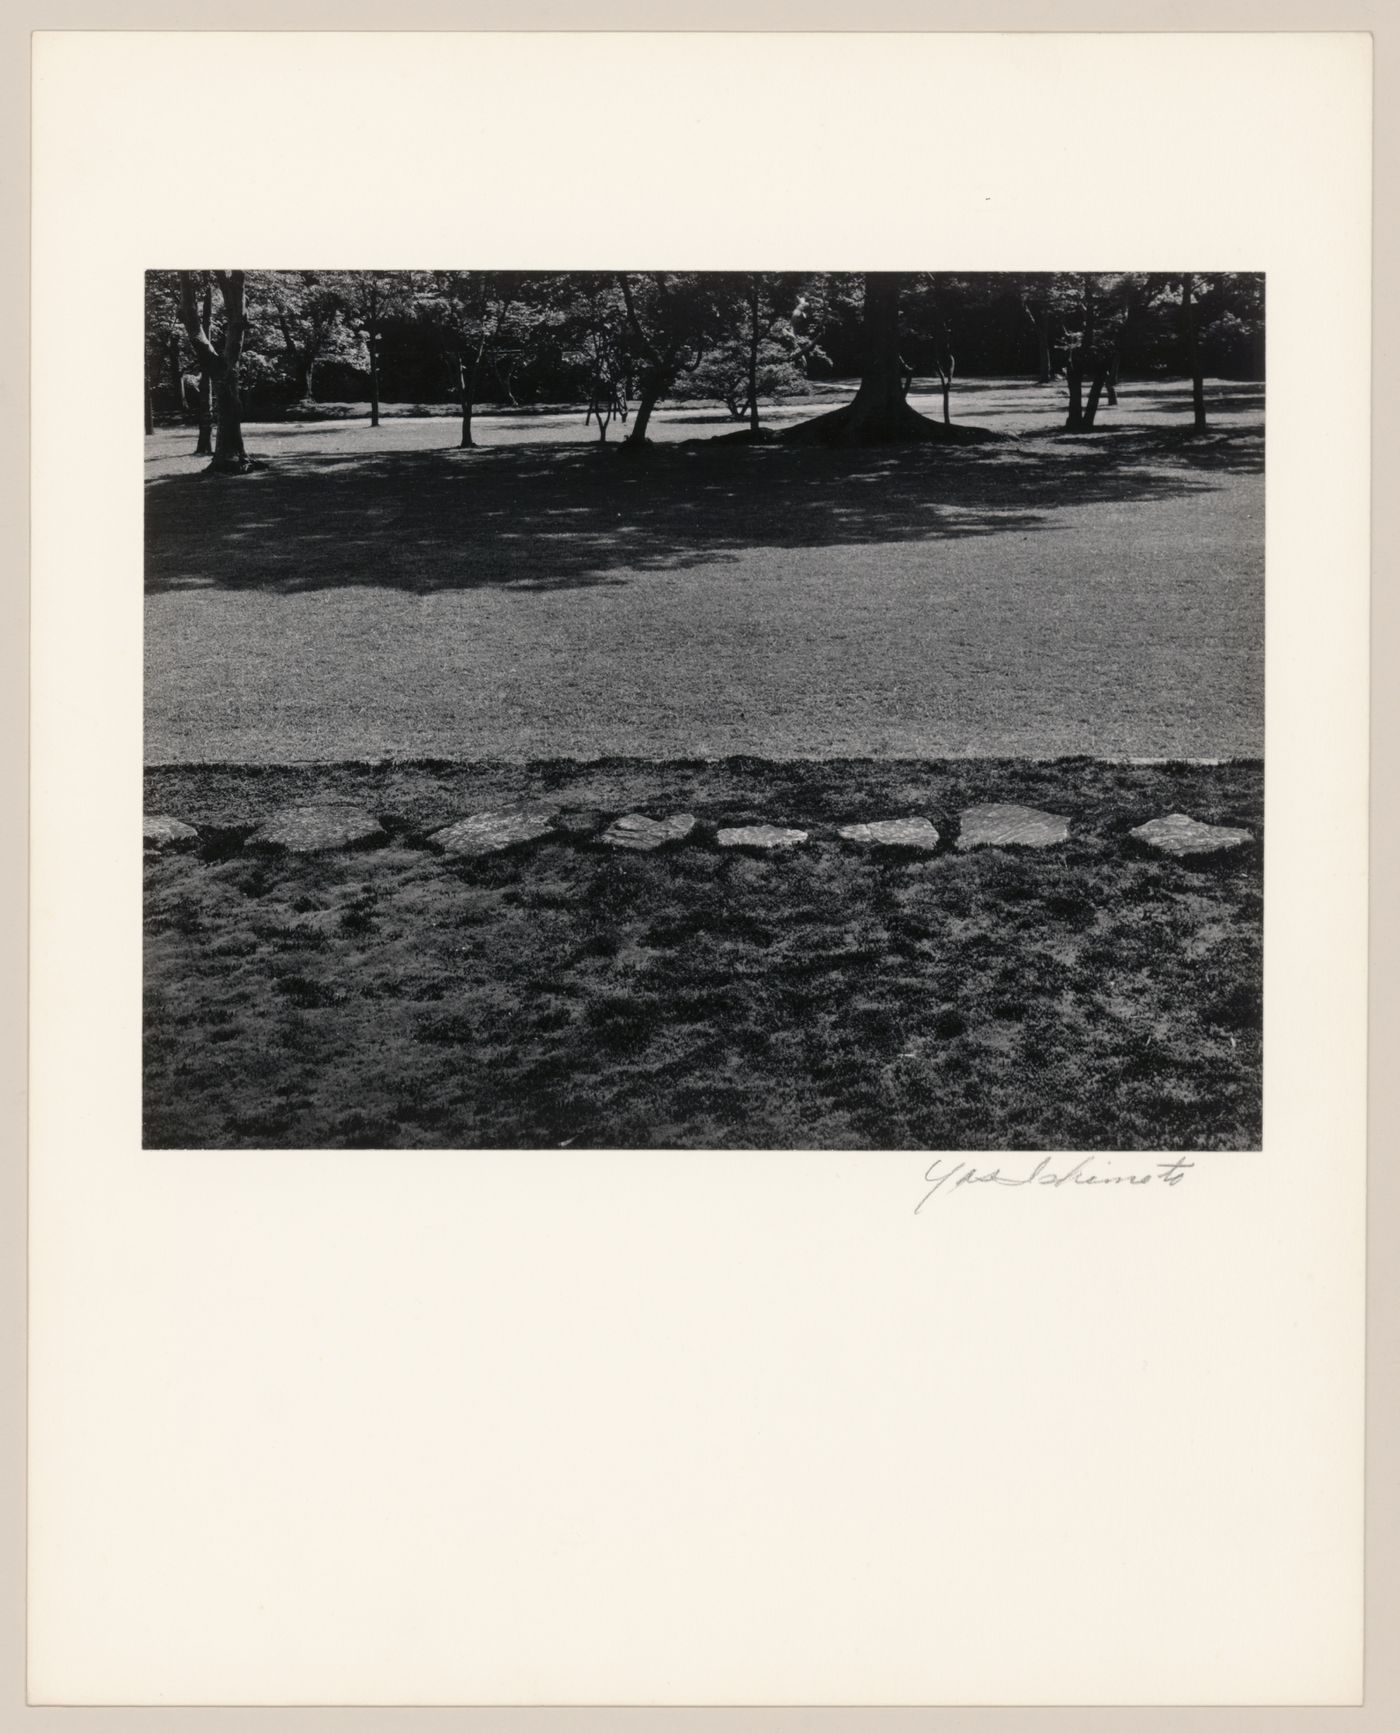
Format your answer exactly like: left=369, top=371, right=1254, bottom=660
left=145, top=421, right=1264, bottom=599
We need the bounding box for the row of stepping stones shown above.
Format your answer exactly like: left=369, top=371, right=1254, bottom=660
left=144, top=802, right=1253, bottom=859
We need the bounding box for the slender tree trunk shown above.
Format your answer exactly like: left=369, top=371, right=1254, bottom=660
left=1083, top=369, right=1109, bottom=428
left=195, top=368, right=213, bottom=455
left=625, top=374, right=664, bottom=445
left=144, top=384, right=154, bottom=435
left=936, top=342, right=954, bottom=424
left=458, top=354, right=477, bottom=448
left=1105, top=353, right=1119, bottom=407
left=368, top=327, right=380, bottom=427
left=747, top=276, right=761, bottom=436
left=1183, top=273, right=1207, bottom=431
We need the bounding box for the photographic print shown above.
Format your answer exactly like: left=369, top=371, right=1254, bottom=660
left=142, top=268, right=1265, bottom=1151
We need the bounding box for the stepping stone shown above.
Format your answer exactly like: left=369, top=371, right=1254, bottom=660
left=143, top=815, right=198, bottom=850
left=956, top=803, right=1070, bottom=850
left=430, top=809, right=556, bottom=857
left=1130, top=813, right=1253, bottom=856
left=838, top=817, right=940, bottom=851
left=602, top=812, right=697, bottom=851
left=250, top=803, right=385, bottom=853
left=716, top=824, right=808, bottom=850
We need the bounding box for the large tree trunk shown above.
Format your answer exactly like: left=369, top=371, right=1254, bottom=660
left=368, top=327, right=380, bottom=427
left=212, top=372, right=249, bottom=470
left=1183, top=273, right=1207, bottom=431
left=194, top=283, right=214, bottom=455
left=182, top=270, right=254, bottom=473
left=196, top=368, right=213, bottom=455
left=784, top=274, right=998, bottom=446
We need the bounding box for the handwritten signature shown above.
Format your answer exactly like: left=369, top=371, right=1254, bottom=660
left=915, top=1154, right=1195, bottom=1213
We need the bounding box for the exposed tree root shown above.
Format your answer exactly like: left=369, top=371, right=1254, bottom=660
left=779, top=397, right=1007, bottom=447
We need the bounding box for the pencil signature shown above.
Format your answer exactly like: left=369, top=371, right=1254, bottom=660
left=914, top=1154, right=1195, bottom=1213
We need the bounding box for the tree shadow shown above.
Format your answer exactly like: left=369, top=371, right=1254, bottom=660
left=144, top=421, right=1263, bottom=599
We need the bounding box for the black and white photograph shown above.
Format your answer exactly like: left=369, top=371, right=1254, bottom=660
left=142, top=267, right=1265, bottom=1151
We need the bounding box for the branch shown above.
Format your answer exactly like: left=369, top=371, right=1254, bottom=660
left=178, top=272, right=222, bottom=374
left=618, top=274, right=659, bottom=365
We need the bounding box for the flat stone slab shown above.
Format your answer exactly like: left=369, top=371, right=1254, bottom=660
left=838, top=817, right=941, bottom=851
left=250, top=804, right=385, bottom=853
left=430, top=809, right=556, bottom=857
left=143, top=815, right=199, bottom=850
left=602, top=812, right=697, bottom=852
left=716, top=824, right=808, bottom=850
left=1130, top=813, right=1253, bottom=856
left=956, top=803, right=1070, bottom=850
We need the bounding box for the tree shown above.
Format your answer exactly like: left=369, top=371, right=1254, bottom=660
left=782, top=273, right=1000, bottom=446
left=256, top=271, right=345, bottom=403
left=336, top=271, right=412, bottom=428
left=1048, top=274, right=1144, bottom=432
left=616, top=272, right=732, bottom=447
left=1180, top=272, right=1208, bottom=432
left=558, top=273, right=629, bottom=441
left=415, top=271, right=522, bottom=449
left=905, top=274, right=978, bottom=424
left=179, top=276, right=217, bottom=455
left=1017, top=275, right=1058, bottom=385
left=178, top=270, right=254, bottom=473
left=728, top=273, right=808, bottom=434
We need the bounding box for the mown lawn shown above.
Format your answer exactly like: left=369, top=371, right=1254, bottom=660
left=144, top=381, right=1264, bottom=765
left=144, top=757, right=1263, bottom=1151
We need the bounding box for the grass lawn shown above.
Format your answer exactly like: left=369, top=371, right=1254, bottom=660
left=145, top=378, right=1264, bottom=764
left=144, top=757, right=1263, bottom=1151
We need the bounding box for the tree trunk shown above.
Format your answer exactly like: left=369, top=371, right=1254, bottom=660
left=194, top=283, right=214, bottom=454
left=368, top=328, right=380, bottom=427
left=783, top=274, right=997, bottom=446
left=747, top=276, right=761, bottom=436
left=195, top=368, right=213, bottom=455
left=211, top=371, right=249, bottom=470
left=624, top=374, right=664, bottom=446
left=144, top=385, right=154, bottom=436
left=1083, top=368, right=1109, bottom=428
left=458, top=354, right=476, bottom=448
left=168, top=332, right=184, bottom=413
left=179, top=270, right=253, bottom=471
left=1183, top=274, right=1207, bottom=431
left=1064, top=353, right=1085, bottom=431
left=1105, top=353, right=1119, bottom=407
